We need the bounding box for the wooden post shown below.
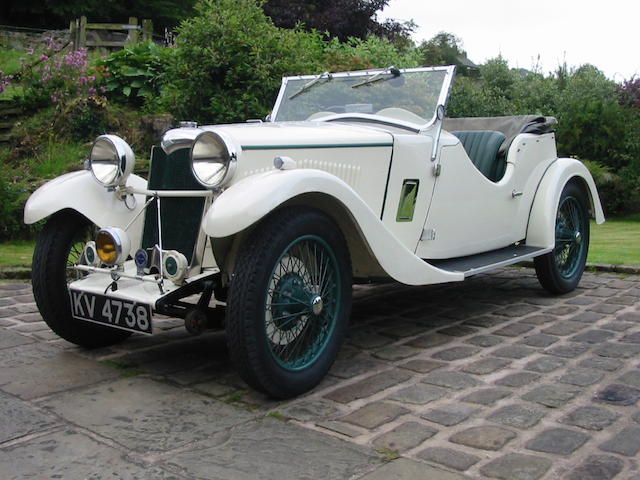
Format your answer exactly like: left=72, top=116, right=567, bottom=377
left=69, top=19, right=77, bottom=49
left=79, top=16, right=87, bottom=49
left=142, top=19, right=153, bottom=43
left=127, top=17, right=138, bottom=45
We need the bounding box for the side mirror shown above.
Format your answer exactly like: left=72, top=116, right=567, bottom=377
left=436, top=104, right=446, bottom=121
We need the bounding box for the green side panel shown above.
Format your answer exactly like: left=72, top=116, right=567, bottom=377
left=141, top=147, right=206, bottom=263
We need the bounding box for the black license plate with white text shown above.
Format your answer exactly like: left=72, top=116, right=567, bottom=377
left=69, top=289, right=153, bottom=335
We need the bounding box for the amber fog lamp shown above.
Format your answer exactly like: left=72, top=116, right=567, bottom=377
left=190, top=131, right=237, bottom=189
left=89, top=134, right=135, bottom=187
left=95, top=227, right=131, bottom=266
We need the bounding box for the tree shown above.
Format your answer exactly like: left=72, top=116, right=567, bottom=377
left=261, top=0, right=414, bottom=43
left=418, top=32, right=477, bottom=74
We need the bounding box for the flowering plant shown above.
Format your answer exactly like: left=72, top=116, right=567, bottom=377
left=20, top=37, right=103, bottom=109
left=0, top=70, right=12, bottom=94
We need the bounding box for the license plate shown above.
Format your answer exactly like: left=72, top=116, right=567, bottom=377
left=69, top=289, right=153, bottom=335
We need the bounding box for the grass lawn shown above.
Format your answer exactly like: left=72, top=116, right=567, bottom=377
left=0, top=240, right=34, bottom=268
left=588, top=213, right=640, bottom=265
left=0, top=214, right=638, bottom=269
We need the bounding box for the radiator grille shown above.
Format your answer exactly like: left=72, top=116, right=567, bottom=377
left=141, top=147, right=206, bottom=263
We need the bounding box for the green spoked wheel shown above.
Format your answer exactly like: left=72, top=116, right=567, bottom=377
left=266, top=235, right=341, bottom=371
left=535, top=182, right=590, bottom=294
left=226, top=207, right=352, bottom=399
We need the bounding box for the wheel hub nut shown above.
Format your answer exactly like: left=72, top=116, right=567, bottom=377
left=311, top=295, right=323, bottom=315
left=574, top=231, right=582, bottom=244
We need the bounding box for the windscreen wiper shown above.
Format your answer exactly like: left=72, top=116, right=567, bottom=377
left=351, top=66, right=401, bottom=89
left=288, top=71, right=332, bottom=100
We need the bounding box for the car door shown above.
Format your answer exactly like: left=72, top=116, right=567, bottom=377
left=415, top=134, right=520, bottom=259
left=416, top=129, right=558, bottom=260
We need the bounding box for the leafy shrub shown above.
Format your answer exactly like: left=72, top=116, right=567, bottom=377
left=159, top=0, right=327, bottom=123
left=0, top=167, right=35, bottom=240
left=98, top=42, right=172, bottom=107
left=554, top=65, right=636, bottom=172
left=322, top=36, right=420, bottom=72
left=583, top=162, right=640, bottom=216
left=160, top=0, right=418, bottom=123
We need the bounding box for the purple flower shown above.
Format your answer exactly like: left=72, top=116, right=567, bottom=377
left=40, top=54, right=48, bottom=61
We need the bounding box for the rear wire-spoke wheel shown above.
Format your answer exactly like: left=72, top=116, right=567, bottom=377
left=32, top=211, right=132, bottom=347
left=534, top=182, right=590, bottom=294
left=226, top=207, right=352, bottom=399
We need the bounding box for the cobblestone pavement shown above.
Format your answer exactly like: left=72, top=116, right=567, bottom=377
left=1, top=267, right=639, bottom=479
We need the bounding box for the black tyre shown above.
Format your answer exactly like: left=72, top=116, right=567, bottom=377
left=534, top=182, right=590, bottom=294
left=32, top=211, right=131, bottom=348
left=226, top=207, right=352, bottom=399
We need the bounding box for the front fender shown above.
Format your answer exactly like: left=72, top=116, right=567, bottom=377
left=205, top=169, right=463, bottom=286
left=526, top=157, right=605, bottom=249
left=24, top=171, right=148, bottom=250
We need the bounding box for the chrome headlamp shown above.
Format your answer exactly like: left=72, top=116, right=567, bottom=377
left=95, top=227, right=131, bottom=266
left=88, top=135, right=135, bottom=187
left=190, top=131, right=237, bottom=189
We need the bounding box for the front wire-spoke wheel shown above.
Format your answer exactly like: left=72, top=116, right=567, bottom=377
left=534, top=182, right=590, bottom=294
left=32, top=210, right=132, bottom=347
left=226, top=207, right=352, bottom=399
left=266, top=236, right=341, bottom=371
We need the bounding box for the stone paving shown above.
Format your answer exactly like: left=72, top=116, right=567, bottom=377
left=1, top=267, right=639, bottom=479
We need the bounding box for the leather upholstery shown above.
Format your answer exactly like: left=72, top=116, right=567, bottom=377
left=444, top=115, right=557, bottom=157
left=452, top=130, right=507, bottom=182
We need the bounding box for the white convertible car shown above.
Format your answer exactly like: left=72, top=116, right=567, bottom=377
left=24, top=66, right=604, bottom=398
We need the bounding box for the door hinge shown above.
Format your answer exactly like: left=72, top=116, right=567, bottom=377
left=433, top=163, right=442, bottom=177
left=421, top=228, right=436, bottom=241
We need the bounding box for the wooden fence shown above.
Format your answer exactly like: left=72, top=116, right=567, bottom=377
left=69, top=17, right=153, bottom=50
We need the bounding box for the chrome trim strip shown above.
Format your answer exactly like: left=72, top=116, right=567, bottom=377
left=121, top=186, right=214, bottom=198
left=161, top=128, right=202, bottom=155
left=74, top=265, right=162, bottom=284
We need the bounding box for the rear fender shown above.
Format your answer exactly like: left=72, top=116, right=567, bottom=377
left=526, top=157, right=604, bottom=249
left=204, top=169, right=463, bottom=285
left=24, top=171, right=148, bottom=249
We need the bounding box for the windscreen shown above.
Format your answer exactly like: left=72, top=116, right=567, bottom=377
left=273, top=68, right=450, bottom=126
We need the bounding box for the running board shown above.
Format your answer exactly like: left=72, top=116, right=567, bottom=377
left=428, top=245, right=552, bottom=277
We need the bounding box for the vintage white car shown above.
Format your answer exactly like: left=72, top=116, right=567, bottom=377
left=24, top=66, right=604, bottom=398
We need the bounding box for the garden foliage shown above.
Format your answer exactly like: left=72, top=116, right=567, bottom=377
left=98, top=42, right=171, bottom=107
left=157, top=0, right=417, bottom=124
